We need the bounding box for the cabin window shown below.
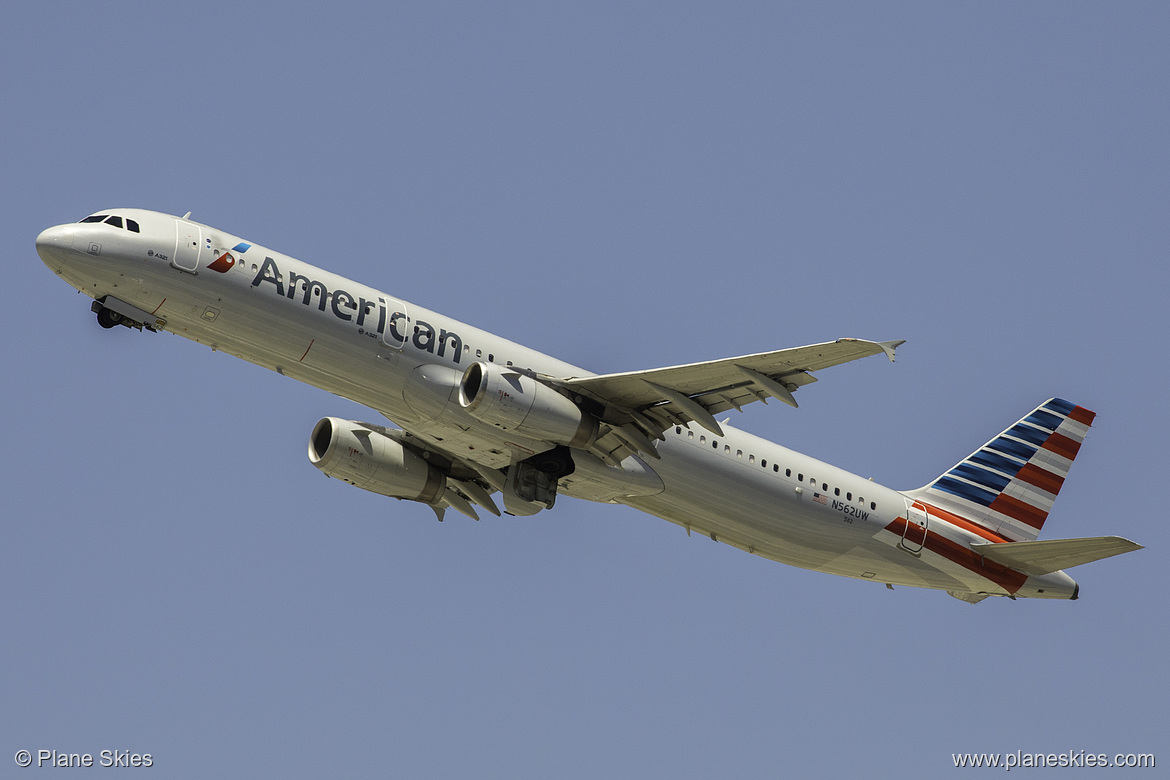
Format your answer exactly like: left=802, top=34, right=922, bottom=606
left=725, top=445, right=731, bottom=454
left=846, top=492, right=852, bottom=501
left=785, top=468, right=791, bottom=477
left=688, top=430, right=694, bottom=439
left=834, top=487, right=840, bottom=496
left=488, top=354, right=494, bottom=362
left=712, top=441, right=718, bottom=449
left=760, top=459, right=766, bottom=468
left=870, top=501, right=877, bottom=510
left=749, top=454, right=755, bottom=463
left=774, top=464, right=780, bottom=473
left=797, top=473, right=804, bottom=481
left=700, top=436, right=706, bottom=444
left=737, top=449, right=743, bottom=458
left=676, top=427, right=682, bottom=435
left=822, top=482, right=828, bottom=491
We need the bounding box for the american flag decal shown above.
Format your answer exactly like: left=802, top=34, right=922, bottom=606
left=813, top=492, right=828, bottom=505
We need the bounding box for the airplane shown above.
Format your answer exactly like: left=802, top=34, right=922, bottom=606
left=35, top=208, right=1142, bottom=603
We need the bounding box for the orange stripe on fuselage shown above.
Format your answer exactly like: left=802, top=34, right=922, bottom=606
left=918, top=501, right=1012, bottom=544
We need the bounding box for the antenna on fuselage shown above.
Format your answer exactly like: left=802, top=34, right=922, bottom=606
left=182, top=211, right=192, bottom=219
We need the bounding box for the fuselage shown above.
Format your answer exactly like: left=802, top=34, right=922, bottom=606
left=36, top=209, right=1079, bottom=600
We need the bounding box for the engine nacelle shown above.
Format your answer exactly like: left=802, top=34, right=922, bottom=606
left=458, top=362, right=598, bottom=448
left=308, top=417, right=445, bottom=503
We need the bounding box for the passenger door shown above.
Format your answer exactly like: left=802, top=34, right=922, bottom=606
left=172, top=220, right=202, bottom=273
left=901, top=499, right=929, bottom=553
left=378, top=295, right=410, bottom=358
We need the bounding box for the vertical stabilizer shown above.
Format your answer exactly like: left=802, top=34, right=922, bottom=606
left=909, top=398, right=1094, bottom=541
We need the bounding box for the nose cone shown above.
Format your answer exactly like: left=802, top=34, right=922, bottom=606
left=36, top=224, right=78, bottom=269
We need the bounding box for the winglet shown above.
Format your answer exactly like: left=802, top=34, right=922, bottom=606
left=878, top=339, right=905, bottom=362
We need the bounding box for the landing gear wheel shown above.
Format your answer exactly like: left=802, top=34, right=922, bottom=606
left=96, top=307, right=124, bottom=329
left=528, top=445, right=575, bottom=479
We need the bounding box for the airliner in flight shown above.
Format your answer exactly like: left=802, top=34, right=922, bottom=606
left=36, top=209, right=1141, bottom=603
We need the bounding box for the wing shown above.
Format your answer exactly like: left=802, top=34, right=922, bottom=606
left=550, top=338, right=904, bottom=463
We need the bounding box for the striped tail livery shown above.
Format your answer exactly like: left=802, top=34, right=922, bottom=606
left=903, top=399, right=1141, bottom=603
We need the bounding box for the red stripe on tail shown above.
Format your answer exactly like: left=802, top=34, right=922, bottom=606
left=988, top=494, right=1048, bottom=529
left=1015, top=463, right=1065, bottom=495
left=1042, top=432, right=1082, bottom=460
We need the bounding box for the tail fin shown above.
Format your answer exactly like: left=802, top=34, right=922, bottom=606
left=908, top=398, right=1095, bottom=542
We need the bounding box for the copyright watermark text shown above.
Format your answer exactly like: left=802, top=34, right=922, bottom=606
left=14, top=749, right=153, bottom=768
left=952, top=749, right=1154, bottom=770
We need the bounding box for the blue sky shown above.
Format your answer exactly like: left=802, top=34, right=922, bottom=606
left=4, top=3, right=1166, bottom=776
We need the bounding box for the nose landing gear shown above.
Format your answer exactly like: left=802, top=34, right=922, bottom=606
left=95, top=305, right=125, bottom=329
left=90, top=297, right=159, bottom=332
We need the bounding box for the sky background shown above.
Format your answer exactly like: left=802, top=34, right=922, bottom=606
left=3, top=2, right=1167, bottom=777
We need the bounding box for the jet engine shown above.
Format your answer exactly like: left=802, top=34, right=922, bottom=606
left=457, top=361, right=598, bottom=449
left=308, top=417, right=445, bottom=503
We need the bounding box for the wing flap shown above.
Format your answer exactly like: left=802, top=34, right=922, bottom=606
left=971, top=536, right=1143, bottom=575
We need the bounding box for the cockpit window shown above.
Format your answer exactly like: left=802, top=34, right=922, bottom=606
left=77, top=213, right=140, bottom=232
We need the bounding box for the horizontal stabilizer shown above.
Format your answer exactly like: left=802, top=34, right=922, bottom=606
left=971, top=536, right=1143, bottom=575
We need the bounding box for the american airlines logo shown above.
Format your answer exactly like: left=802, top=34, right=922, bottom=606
left=207, top=252, right=235, bottom=273
left=249, top=256, right=465, bottom=362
